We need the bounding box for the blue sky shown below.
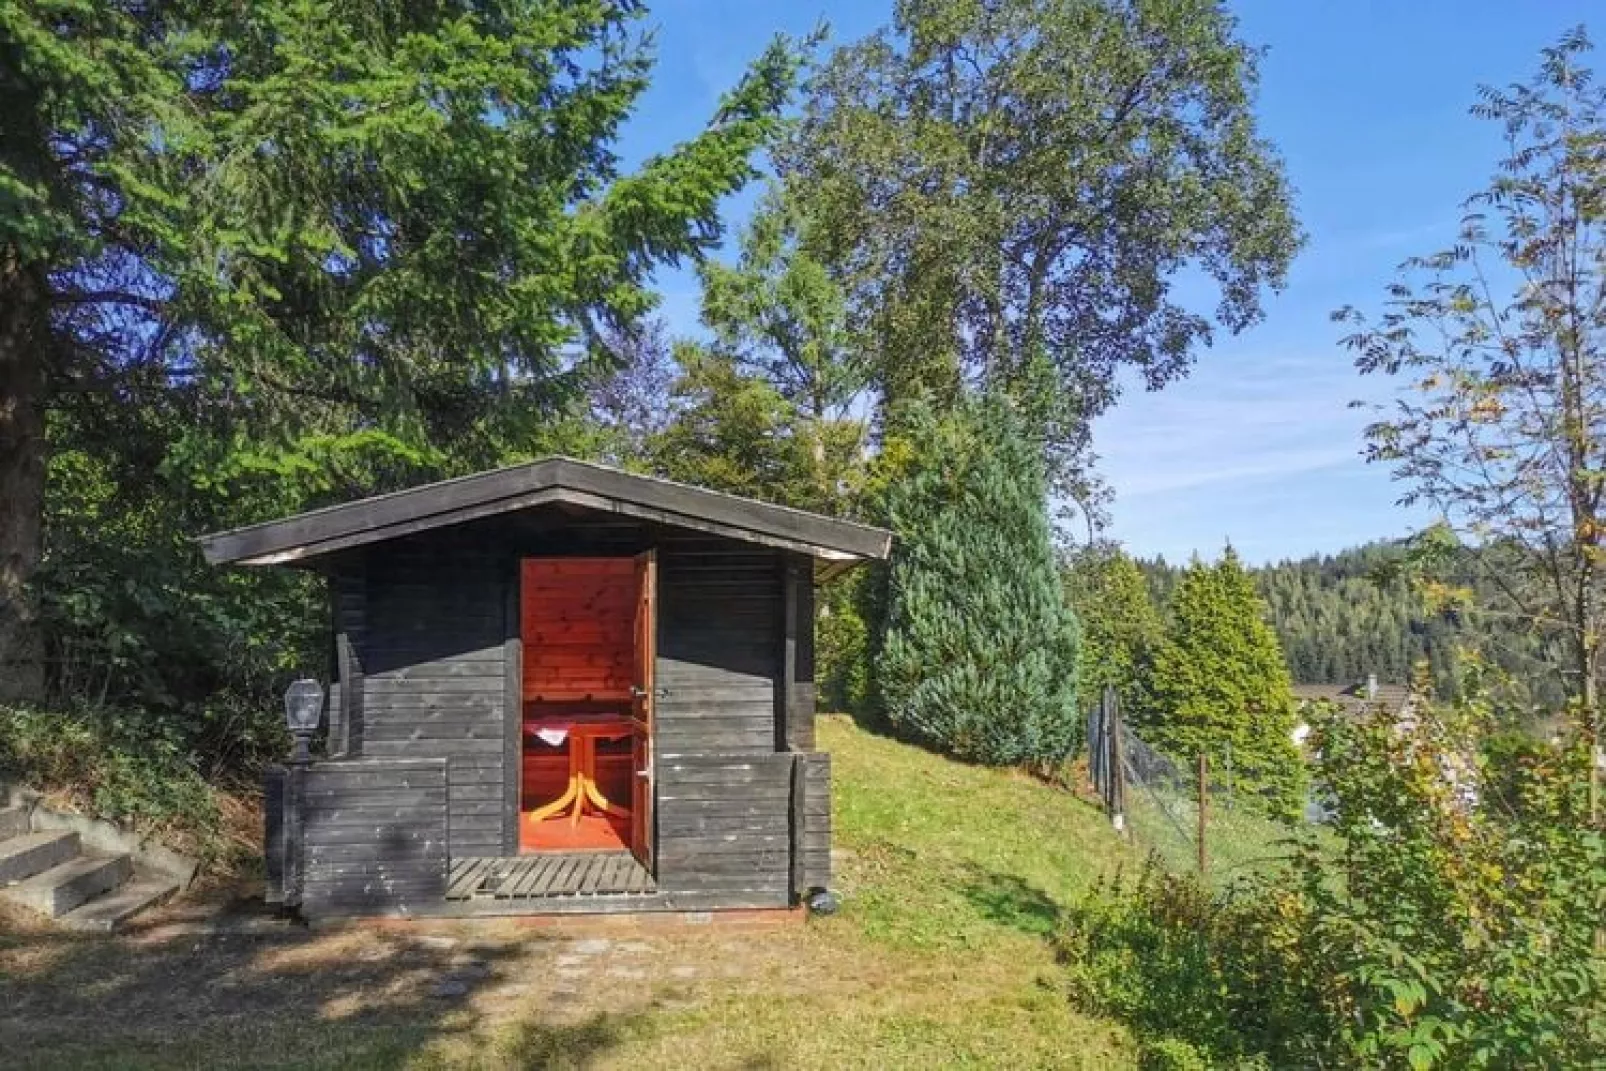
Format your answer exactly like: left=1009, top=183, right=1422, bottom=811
left=617, top=1, right=1600, bottom=565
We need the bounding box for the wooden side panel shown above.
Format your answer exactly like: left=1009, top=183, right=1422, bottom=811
left=330, top=564, right=367, bottom=757
left=779, top=555, right=817, bottom=751
left=502, top=566, right=521, bottom=855
left=655, top=537, right=782, bottom=756
left=358, top=535, right=507, bottom=858
left=631, top=550, right=656, bottom=870
left=300, top=759, right=448, bottom=915
left=654, top=752, right=792, bottom=905
left=797, top=752, right=832, bottom=893
left=263, top=765, right=286, bottom=905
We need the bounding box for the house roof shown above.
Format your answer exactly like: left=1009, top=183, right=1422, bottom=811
left=1292, top=680, right=1413, bottom=714
left=197, top=456, right=893, bottom=569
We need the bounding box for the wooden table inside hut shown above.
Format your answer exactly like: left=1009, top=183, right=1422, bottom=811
left=522, top=712, right=638, bottom=852
left=526, top=712, right=633, bottom=815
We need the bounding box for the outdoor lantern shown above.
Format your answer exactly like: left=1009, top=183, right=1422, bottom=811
left=284, top=678, right=324, bottom=764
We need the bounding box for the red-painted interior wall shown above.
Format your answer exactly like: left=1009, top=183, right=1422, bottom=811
left=519, top=559, right=637, bottom=838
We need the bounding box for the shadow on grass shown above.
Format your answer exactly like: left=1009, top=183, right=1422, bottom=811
left=500, top=1010, right=658, bottom=1070
left=0, top=902, right=632, bottom=1070
left=957, top=864, right=1065, bottom=938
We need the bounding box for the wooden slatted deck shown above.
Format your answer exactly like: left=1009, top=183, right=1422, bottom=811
left=445, top=852, right=656, bottom=902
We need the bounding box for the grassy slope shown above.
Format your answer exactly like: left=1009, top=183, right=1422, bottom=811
left=589, top=715, right=1138, bottom=1068
left=3, top=716, right=1144, bottom=1070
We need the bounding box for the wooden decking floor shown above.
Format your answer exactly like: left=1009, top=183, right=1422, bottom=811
left=445, top=852, right=656, bottom=902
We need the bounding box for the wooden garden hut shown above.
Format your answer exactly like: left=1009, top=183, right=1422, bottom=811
left=199, top=457, right=891, bottom=917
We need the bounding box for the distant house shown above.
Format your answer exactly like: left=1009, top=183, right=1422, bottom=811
left=1291, top=675, right=1414, bottom=746
left=1293, top=675, right=1479, bottom=813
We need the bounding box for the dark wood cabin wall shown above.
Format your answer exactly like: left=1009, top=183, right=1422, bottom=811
left=355, top=535, right=508, bottom=859
left=263, top=766, right=286, bottom=905
left=325, top=512, right=835, bottom=910
left=654, top=534, right=782, bottom=757
left=300, top=758, right=448, bottom=914
left=779, top=555, right=816, bottom=751
left=329, top=566, right=366, bottom=757
left=796, top=752, right=832, bottom=892
left=655, top=752, right=792, bottom=906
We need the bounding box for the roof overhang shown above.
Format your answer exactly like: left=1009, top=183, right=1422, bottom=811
left=197, top=457, right=892, bottom=571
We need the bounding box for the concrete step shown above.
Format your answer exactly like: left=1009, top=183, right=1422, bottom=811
left=0, top=830, right=79, bottom=885
left=57, top=874, right=180, bottom=932
left=1, top=852, right=132, bottom=918
left=0, top=805, right=29, bottom=840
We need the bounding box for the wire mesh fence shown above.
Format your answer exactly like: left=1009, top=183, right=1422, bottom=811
left=1086, top=688, right=1313, bottom=885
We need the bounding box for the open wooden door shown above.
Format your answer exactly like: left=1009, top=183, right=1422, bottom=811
left=630, top=550, right=657, bottom=871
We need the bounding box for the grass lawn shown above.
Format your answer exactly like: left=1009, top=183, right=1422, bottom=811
left=0, top=716, right=1142, bottom=1069
left=1124, top=786, right=1311, bottom=888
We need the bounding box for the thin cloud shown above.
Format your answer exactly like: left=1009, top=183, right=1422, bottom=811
left=1116, top=446, right=1359, bottom=498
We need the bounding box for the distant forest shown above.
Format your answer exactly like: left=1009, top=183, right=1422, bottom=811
left=1138, top=543, right=1565, bottom=706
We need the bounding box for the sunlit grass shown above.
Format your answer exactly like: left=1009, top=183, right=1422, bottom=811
left=5, top=715, right=1143, bottom=1070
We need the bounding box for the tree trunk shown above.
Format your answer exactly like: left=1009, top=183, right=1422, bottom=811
left=0, top=250, right=48, bottom=705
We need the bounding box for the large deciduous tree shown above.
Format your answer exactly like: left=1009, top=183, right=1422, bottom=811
left=782, top=0, right=1300, bottom=510
left=0, top=1, right=795, bottom=702
left=1338, top=27, right=1606, bottom=818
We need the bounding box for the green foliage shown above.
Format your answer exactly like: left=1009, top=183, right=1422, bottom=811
left=4, top=1, right=798, bottom=779
left=1242, top=541, right=1465, bottom=693
left=38, top=420, right=325, bottom=788
left=696, top=185, right=866, bottom=426
left=817, top=572, right=871, bottom=715
left=1135, top=539, right=1572, bottom=715
left=647, top=347, right=816, bottom=504
left=11, top=0, right=802, bottom=489
left=651, top=184, right=869, bottom=516
left=1297, top=690, right=1604, bottom=1068
left=1338, top=27, right=1606, bottom=725
left=1060, top=862, right=1322, bottom=1069
left=875, top=395, right=1081, bottom=766
left=1059, top=679, right=1606, bottom=1069
left=784, top=0, right=1300, bottom=496
left=1147, top=549, right=1304, bottom=818
left=1064, top=544, right=1165, bottom=716
left=0, top=703, right=228, bottom=862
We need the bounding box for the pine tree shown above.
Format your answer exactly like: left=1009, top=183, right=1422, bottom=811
left=1147, top=548, right=1304, bottom=817
left=1063, top=544, right=1163, bottom=715
left=875, top=395, right=1081, bottom=767
left=1, top=2, right=796, bottom=702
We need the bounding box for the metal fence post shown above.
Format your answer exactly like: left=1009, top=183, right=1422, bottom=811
left=1224, top=740, right=1234, bottom=812
left=1110, top=689, right=1127, bottom=835
left=1196, top=752, right=1209, bottom=879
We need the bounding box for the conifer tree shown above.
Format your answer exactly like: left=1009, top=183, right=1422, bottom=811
left=1063, top=545, right=1164, bottom=715
left=1147, top=548, right=1304, bottom=817
left=875, top=395, right=1080, bottom=767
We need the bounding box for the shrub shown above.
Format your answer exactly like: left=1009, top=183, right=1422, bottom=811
left=1059, top=862, right=1325, bottom=1068
left=0, top=702, right=232, bottom=862
left=1146, top=549, right=1305, bottom=819
left=817, top=572, right=870, bottom=715
left=1059, top=684, right=1606, bottom=1069
left=873, top=394, right=1081, bottom=767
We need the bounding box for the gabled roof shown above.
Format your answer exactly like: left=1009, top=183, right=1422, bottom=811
left=1292, top=681, right=1413, bottom=714
left=197, top=456, right=893, bottom=568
